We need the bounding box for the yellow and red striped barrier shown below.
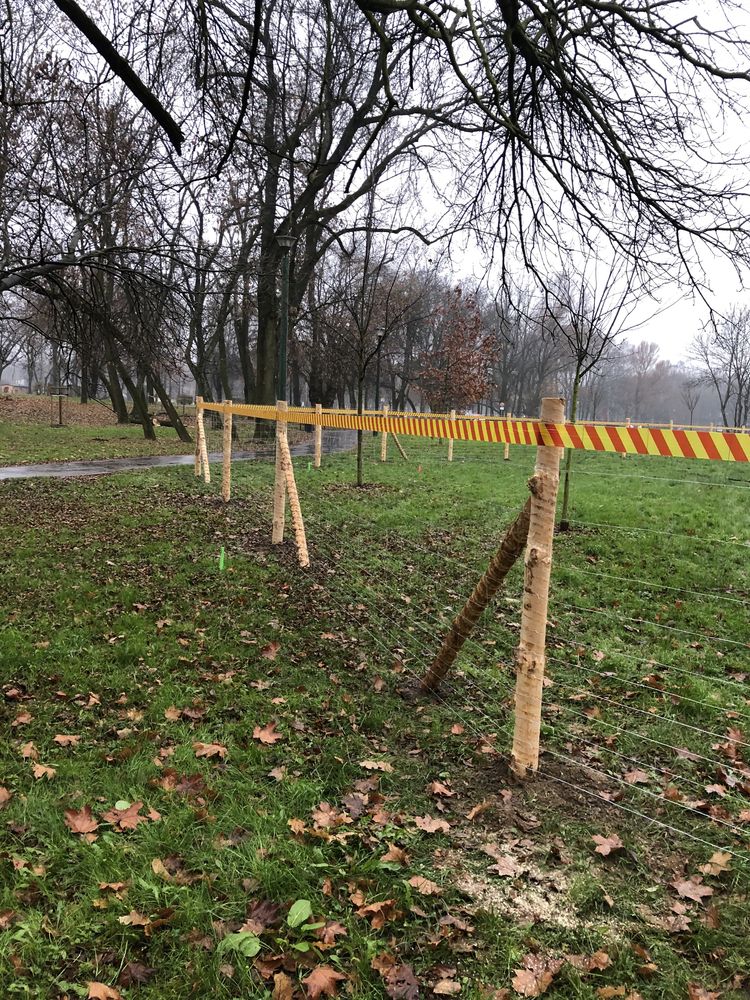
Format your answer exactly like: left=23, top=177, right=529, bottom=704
left=198, top=402, right=750, bottom=463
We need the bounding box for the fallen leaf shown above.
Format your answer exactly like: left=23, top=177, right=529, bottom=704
left=414, top=815, right=451, bottom=834
left=273, top=972, right=294, bottom=999
left=32, top=763, right=56, bottom=780
left=359, top=759, right=394, bottom=772
left=53, top=733, right=81, bottom=747
left=699, top=852, right=732, bottom=877
left=384, top=963, right=420, bottom=999
left=261, top=640, right=281, bottom=659
left=193, top=741, right=227, bottom=759
left=118, top=910, right=151, bottom=927
left=253, top=722, right=283, bottom=745
left=671, top=877, right=714, bottom=904
left=102, top=801, right=157, bottom=831
left=450, top=724, right=464, bottom=735
left=596, top=989, right=626, bottom=999
left=118, top=962, right=155, bottom=986
left=380, top=844, right=410, bottom=865
left=407, top=875, right=442, bottom=896
left=20, top=741, right=38, bottom=760
left=592, top=834, right=624, bottom=857
left=624, top=769, right=650, bottom=785
left=356, top=898, right=401, bottom=929
left=64, top=806, right=99, bottom=839
left=466, top=799, right=493, bottom=821
left=429, top=781, right=455, bottom=797
left=434, top=980, right=462, bottom=995
left=302, top=965, right=348, bottom=998
left=11, top=711, right=32, bottom=726
left=0, top=787, right=12, bottom=809
left=687, top=986, right=720, bottom=1000
left=87, top=984, right=122, bottom=999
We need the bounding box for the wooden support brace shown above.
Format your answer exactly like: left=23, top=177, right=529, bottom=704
left=380, top=405, right=389, bottom=462
left=314, top=403, right=322, bottom=468
left=421, top=498, right=531, bottom=693
left=391, top=430, right=408, bottom=460
left=221, top=400, right=232, bottom=502
left=504, top=412, right=511, bottom=461
left=272, top=401, right=288, bottom=544
left=510, top=397, right=565, bottom=778
left=448, top=409, right=455, bottom=462
left=279, top=433, right=310, bottom=568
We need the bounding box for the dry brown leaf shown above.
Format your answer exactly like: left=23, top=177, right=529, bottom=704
left=118, top=910, right=151, bottom=927
left=272, top=972, right=294, bottom=1000
left=64, top=806, right=99, bottom=839
left=407, top=875, right=442, bottom=896
left=624, top=769, right=650, bottom=785
left=253, top=722, right=284, bottom=745
left=380, top=843, right=409, bottom=865
left=20, top=741, right=38, bottom=760
left=414, top=814, right=451, bottom=834
left=466, top=799, right=493, bottom=821
left=53, top=733, right=81, bottom=747
left=359, top=759, right=394, bottom=772
left=592, top=834, right=624, bottom=857
left=87, top=983, right=122, bottom=1000
left=0, top=787, right=12, bottom=810
left=32, top=763, right=56, bottom=780
left=687, top=986, right=721, bottom=1000
left=193, top=741, right=227, bottom=759
left=671, top=877, right=714, bottom=904
left=434, top=980, right=462, bottom=995
left=428, top=781, right=455, bottom=797
left=699, top=851, right=732, bottom=876
left=261, top=640, right=281, bottom=659
left=11, top=711, right=33, bottom=726
left=302, top=964, right=348, bottom=998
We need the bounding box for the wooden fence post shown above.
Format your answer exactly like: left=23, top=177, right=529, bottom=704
left=194, top=396, right=203, bottom=477
left=510, top=396, right=565, bottom=778
left=196, top=397, right=210, bottom=483
left=272, top=401, right=287, bottom=543
left=314, top=403, right=322, bottom=468
left=279, top=433, right=310, bottom=568
left=504, top=412, right=511, bottom=461
left=380, top=405, right=389, bottom=462
left=221, top=400, right=232, bottom=502
left=448, top=409, right=455, bottom=462
left=622, top=417, right=630, bottom=459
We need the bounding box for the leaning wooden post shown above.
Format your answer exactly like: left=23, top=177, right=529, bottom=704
left=421, top=499, right=531, bottom=693
left=196, top=397, right=211, bottom=484
left=279, top=433, right=310, bottom=568
left=380, top=405, right=389, bottom=462
left=504, top=412, right=512, bottom=461
left=272, top=401, right=288, bottom=544
left=314, top=403, right=322, bottom=468
left=391, top=429, right=408, bottom=460
left=194, top=396, right=203, bottom=477
left=510, top=396, right=565, bottom=778
left=221, top=400, right=233, bottom=502
left=448, top=409, right=455, bottom=462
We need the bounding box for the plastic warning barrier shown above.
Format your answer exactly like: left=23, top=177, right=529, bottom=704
left=198, top=402, right=750, bottom=463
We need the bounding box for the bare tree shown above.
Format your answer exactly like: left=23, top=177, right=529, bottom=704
left=691, top=309, right=750, bottom=428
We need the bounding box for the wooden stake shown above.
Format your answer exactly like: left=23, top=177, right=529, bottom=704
left=314, top=403, right=322, bottom=468
left=194, top=396, right=203, bottom=477
left=221, top=400, right=232, bottom=502
left=622, top=417, right=630, bottom=459
left=196, top=397, right=210, bottom=483
left=391, top=430, right=408, bottom=460
left=272, top=400, right=288, bottom=544
left=421, top=499, right=531, bottom=693
left=510, top=396, right=565, bottom=778
left=448, top=409, right=455, bottom=462
left=380, top=405, right=389, bottom=462
left=279, top=432, right=310, bottom=568
left=504, top=412, right=511, bottom=461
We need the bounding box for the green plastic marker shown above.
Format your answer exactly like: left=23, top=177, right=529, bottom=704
left=218, top=546, right=225, bottom=571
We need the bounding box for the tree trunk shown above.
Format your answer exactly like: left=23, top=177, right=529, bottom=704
left=558, top=366, right=581, bottom=531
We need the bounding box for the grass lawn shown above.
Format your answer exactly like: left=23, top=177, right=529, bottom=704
left=0, top=431, right=748, bottom=999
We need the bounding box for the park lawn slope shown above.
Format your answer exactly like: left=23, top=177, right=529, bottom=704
left=0, top=440, right=748, bottom=999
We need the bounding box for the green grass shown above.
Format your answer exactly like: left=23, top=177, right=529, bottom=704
left=0, top=422, right=195, bottom=465
left=0, top=431, right=748, bottom=998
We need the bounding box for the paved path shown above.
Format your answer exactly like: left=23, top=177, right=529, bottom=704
left=0, top=434, right=356, bottom=481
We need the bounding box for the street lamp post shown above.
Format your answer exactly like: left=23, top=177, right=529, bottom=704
left=276, top=233, right=296, bottom=402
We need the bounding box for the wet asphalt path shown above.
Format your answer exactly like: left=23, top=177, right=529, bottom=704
left=0, top=433, right=356, bottom=481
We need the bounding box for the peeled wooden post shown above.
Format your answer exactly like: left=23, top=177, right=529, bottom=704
left=421, top=499, right=531, bottom=693
left=380, top=405, right=389, bottom=462
left=622, top=417, right=630, bottom=459
left=194, top=396, right=203, bottom=477
left=196, top=397, right=210, bottom=484
left=272, top=401, right=288, bottom=544
left=510, top=396, right=565, bottom=778
left=221, top=400, right=233, bottom=502
left=504, top=412, right=512, bottom=461
left=391, top=430, right=408, bottom=460
left=448, top=409, right=455, bottom=462
left=314, top=403, right=322, bottom=468
left=279, top=433, right=310, bottom=568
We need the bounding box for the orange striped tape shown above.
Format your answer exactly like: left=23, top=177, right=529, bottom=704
left=198, top=402, right=750, bottom=463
